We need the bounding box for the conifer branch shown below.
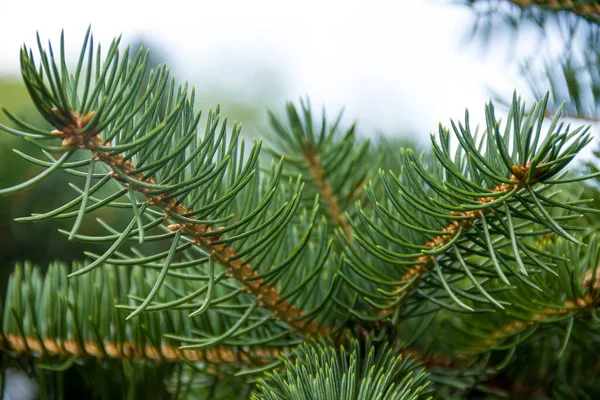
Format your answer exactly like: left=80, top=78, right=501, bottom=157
left=458, top=294, right=598, bottom=356
left=342, top=95, right=594, bottom=320
left=440, top=235, right=600, bottom=358
left=53, top=112, right=328, bottom=337
left=381, top=165, right=540, bottom=317
left=1, top=261, right=292, bottom=376
left=1, top=334, right=281, bottom=365
left=508, top=0, right=600, bottom=21
left=301, top=138, right=352, bottom=239
left=266, top=101, right=370, bottom=239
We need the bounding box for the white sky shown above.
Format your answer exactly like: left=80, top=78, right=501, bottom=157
left=0, top=0, right=540, bottom=143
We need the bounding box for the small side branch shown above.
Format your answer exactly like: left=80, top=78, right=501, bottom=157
left=302, top=139, right=352, bottom=239
left=1, top=334, right=280, bottom=366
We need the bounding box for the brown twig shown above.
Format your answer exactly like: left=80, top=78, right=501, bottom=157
left=0, top=334, right=282, bottom=366
left=301, top=138, right=353, bottom=240
left=508, top=0, right=600, bottom=21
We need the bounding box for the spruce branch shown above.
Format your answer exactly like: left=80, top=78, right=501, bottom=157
left=0, top=262, right=287, bottom=367
left=0, top=260, right=478, bottom=397
left=341, top=93, right=595, bottom=320
left=1, top=334, right=281, bottom=365
left=41, top=104, right=325, bottom=337
left=0, top=30, right=335, bottom=339
left=406, top=233, right=599, bottom=363
left=379, top=163, right=544, bottom=316
left=495, top=316, right=600, bottom=397
left=265, top=100, right=372, bottom=239
left=389, top=231, right=600, bottom=396
left=301, top=138, right=352, bottom=239
left=507, top=0, right=600, bottom=22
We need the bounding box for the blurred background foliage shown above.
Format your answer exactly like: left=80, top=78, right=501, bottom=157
left=0, top=79, right=97, bottom=264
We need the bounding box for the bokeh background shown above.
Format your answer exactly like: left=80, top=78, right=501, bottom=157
left=1, top=1, right=525, bottom=134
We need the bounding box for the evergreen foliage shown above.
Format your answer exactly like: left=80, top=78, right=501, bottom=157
left=253, top=338, right=431, bottom=400
left=0, top=2, right=600, bottom=398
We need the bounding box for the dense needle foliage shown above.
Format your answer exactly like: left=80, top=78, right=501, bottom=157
left=1, top=1, right=600, bottom=399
